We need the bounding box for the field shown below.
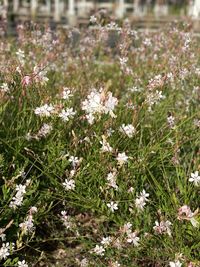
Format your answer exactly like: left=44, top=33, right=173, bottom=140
left=0, top=17, right=200, bottom=267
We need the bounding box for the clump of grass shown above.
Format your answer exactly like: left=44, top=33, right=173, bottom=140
left=0, top=18, right=199, bottom=267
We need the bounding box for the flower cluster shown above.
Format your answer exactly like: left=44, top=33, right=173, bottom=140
left=9, top=180, right=30, bottom=209
left=135, top=190, right=149, bottom=211
left=100, top=136, right=113, bottom=153
left=19, top=207, right=38, bottom=235
left=60, top=211, right=75, bottom=230
left=153, top=220, right=172, bottom=236
left=106, top=171, right=118, bottom=190
left=177, top=205, right=199, bottom=227
left=82, top=89, right=118, bottom=124
left=119, top=124, right=135, bottom=138
left=146, top=90, right=165, bottom=111
left=26, top=123, right=52, bottom=140
left=58, top=108, right=76, bottom=122
left=34, top=104, right=55, bottom=117
left=0, top=18, right=200, bottom=267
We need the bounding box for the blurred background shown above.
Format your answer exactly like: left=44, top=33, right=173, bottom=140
left=0, top=0, right=200, bottom=33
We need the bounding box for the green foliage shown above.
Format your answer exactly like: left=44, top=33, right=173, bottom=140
left=0, top=22, right=199, bottom=266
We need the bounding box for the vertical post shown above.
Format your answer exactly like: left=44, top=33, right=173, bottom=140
left=116, top=0, right=125, bottom=19
left=188, top=0, right=193, bottom=16
left=13, top=0, right=19, bottom=13
left=154, top=0, right=168, bottom=17
left=161, top=0, right=168, bottom=16
left=2, top=0, right=8, bottom=20
left=191, top=0, right=200, bottom=32
left=68, top=0, right=75, bottom=16
left=68, top=0, right=76, bottom=26
left=78, top=0, right=86, bottom=17
left=54, top=0, right=61, bottom=22
left=154, top=0, right=160, bottom=17
left=3, top=0, right=8, bottom=7
left=133, top=0, right=140, bottom=16
left=31, top=0, right=38, bottom=18
left=46, top=0, right=51, bottom=14
left=60, top=0, right=64, bottom=16
left=192, top=0, right=200, bottom=18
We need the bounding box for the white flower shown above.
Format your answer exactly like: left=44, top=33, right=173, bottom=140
left=106, top=22, right=121, bottom=32
left=0, top=83, right=9, bottom=93
left=135, top=197, right=145, bottom=211
left=36, top=123, right=52, bottom=139
left=25, top=179, right=31, bottom=186
left=19, top=215, right=34, bottom=234
left=101, top=236, right=112, bottom=247
left=16, top=49, right=25, bottom=65
left=60, top=211, right=74, bottom=230
left=107, top=128, right=115, bottom=137
left=93, top=245, right=105, bottom=256
left=86, top=113, right=95, bottom=124
left=0, top=242, right=10, bottom=260
left=82, top=90, right=103, bottom=115
left=68, top=155, right=81, bottom=168
left=16, top=184, right=26, bottom=194
left=104, top=92, right=118, bottom=117
left=100, top=137, right=113, bottom=153
left=34, top=104, right=54, bottom=117
left=19, top=210, right=36, bottom=235
left=148, top=75, right=163, bottom=89
left=90, top=15, right=97, bottom=23
left=128, top=86, right=142, bottom=93
left=146, top=90, right=165, bottom=111
left=70, top=169, right=76, bottom=177
left=178, top=205, right=199, bottom=227
left=127, top=231, right=140, bottom=246
left=58, top=108, right=76, bottom=122
left=79, top=258, right=88, bottom=267
left=153, top=220, right=172, bottom=236
left=62, top=88, right=72, bottom=100
left=119, top=124, right=135, bottom=138
left=169, top=260, right=182, bottom=267
left=135, top=190, right=149, bottom=211
left=0, top=233, right=6, bottom=241
left=63, top=179, right=75, bottom=191
left=106, top=172, right=118, bottom=190
left=61, top=210, right=67, bottom=217
left=18, top=260, right=28, bottom=267
left=107, top=201, right=118, bottom=212
left=16, top=49, right=25, bottom=58
left=110, top=261, right=121, bottom=267
left=194, top=119, right=200, bottom=128
left=189, top=171, right=200, bottom=186
left=119, top=57, right=128, bottom=66
left=128, top=187, right=134, bottom=193
left=121, top=222, right=132, bottom=235
left=82, top=90, right=118, bottom=123
left=33, top=66, right=49, bottom=85
left=167, top=115, right=175, bottom=128
left=167, top=72, right=174, bottom=82
left=29, top=206, right=38, bottom=214
left=26, top=132, right=32, bottom=141
left=116, top=152, right=128, bottom=165
left=9, top=184, right=27, bottom=209
left=190, top=217, right=199, bottom=228
left=139, top=190, right=149, bottom=200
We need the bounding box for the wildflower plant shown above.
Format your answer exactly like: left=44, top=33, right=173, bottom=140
left=0, top=19, right=199, bottom=267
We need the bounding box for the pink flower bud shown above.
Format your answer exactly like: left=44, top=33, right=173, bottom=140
left=22, top=76, right=32, bottom=87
